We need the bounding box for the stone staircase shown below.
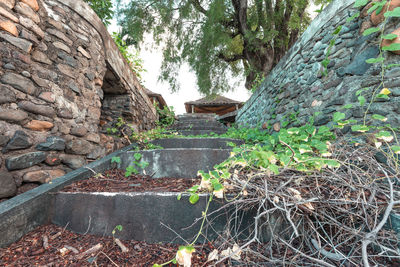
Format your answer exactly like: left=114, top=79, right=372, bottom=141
left=0, top=119, right=248, bottom=247
left=169, top=113, right=228, bottom=136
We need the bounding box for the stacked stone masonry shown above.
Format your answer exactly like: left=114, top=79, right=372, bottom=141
left=0, top=0, right=157, bottom=200
left=237, top=0, right=400, bottom=132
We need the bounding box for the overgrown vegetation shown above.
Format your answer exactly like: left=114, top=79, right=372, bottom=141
left=155, top=105, right=176, bottom=127
left=84, top=0, right=113, bottom=26
left=152, top=1, right=400, bottom=266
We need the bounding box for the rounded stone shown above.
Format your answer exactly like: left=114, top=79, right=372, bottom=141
left=0, top=170, right=17, bottom=198
left=5, top=151, right=47, bottom=171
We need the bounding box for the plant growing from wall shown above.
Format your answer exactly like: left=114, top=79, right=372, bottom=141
left=111, top=32, right=146, bottom=80
left=155, top=105, right=176, bottom=127
left=84, top=0, right=114, bottom=26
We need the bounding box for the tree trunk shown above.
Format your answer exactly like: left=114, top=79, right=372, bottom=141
left=243, top=39, right=274, bottom=89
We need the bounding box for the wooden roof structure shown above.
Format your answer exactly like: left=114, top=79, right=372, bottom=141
left=184, top=95, right=244, bottom=116
left=144, top=88, right=167, bottom=110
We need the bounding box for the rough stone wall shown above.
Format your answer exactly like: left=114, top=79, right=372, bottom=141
left=0, top=0, right=157, bottom=200
left=237, top=0, right=400, bottom=131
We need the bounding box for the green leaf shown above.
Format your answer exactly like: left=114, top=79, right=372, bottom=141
left=333, top=112, right=345, bottom=122
left=324, top=159, right=341, bottom=168
left=279, top=154, right=291, bottom=166
left=188, top=185, right=199, bottom=193
left=333, top=25, right=342, bottom=35
left=134, top=153, right=142, bottom=161
left=382, top=33, right=398, bottom=40
left=375, top=130, right=394, bottom=142
left=372, top=114, right=387, bottom=121
left=358, top=95, right=366, bottom=106
left=376, top=93, right=389, bottom=99
left=356, top=88, right=366, bottom=96
left=382, top=43, right=400, bottom=51
left=299, top=144, right=313, bottom=154
left=343, top=104, right=353, bottom=109
left=177, top=193, right=182, bottom=201
left=354, top=0, right=368, bottom=8
left=391, top=145, right=400, bottom=154
left=366, top=57, right=385, bottom=64
left=153, top=264, right=162, bottom=267
left=368, top=2, right=383, bottom=14
left=189, top=193, right=199, bottom=204
left=111, top=156, right=121, bottom=164
left=318, top=126, right=330, bottom=134
left=115, top=225, right=123, bottom=232
left=347, top=12, right=360, bottom=23
left=386, top=63, right=400, bottom=69
left=269, top=164, right=279, bottom=175
left=287, top=127, right=300, bottom=135
left=363, top=27, right=381, bottom=36
left=351, top=125, right=370, bottom=133
left=179, top=246, right=195, bottom=253
left=384, top=7, right=400, bottom=17
left=213, top=182, right=223, bottom=191
left=209, top=170, right=220, bottom=179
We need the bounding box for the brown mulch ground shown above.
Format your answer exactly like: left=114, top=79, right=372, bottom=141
left=62, top=169, right=199, bottom=193
left=0, top=224, right=217, bottom=267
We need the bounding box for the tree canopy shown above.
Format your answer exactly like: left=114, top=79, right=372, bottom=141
left=116, top=0, right=331, bottom=95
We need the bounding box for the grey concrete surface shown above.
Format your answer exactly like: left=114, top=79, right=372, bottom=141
left=151, top=138, right=243, bottom=149
left=0, top=145, right=133, bottom=248
left=120, top=148, right=232, bottom=178
left=52, top=192, right=255, bottom=244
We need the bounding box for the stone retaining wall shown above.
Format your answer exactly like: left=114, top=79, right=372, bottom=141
left=0, top=0, right=157, bottom=200
left=237, top=0, right=400, bottom=131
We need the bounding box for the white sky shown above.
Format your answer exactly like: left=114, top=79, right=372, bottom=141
left=109, top=2, right=319, bottom=115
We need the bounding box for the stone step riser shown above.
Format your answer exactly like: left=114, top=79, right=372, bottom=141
left=175, top=130, right=227, bottom=136
left=176, top=117, right=217, bottom=122
left=150, top=138, right=243, bottom=149
left=120, top=148, right=231, bottom=178
left=52, top=192, right=256, bottom=244
left=172, top=121, right=224, bottom=127
left=0, top=138, right=242, bottom=247
left=171, top=126, right=227, bottom=131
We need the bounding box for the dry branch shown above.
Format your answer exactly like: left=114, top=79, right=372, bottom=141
left=76, top=243, right=103, bottom=260
left=114, top=238, right=129, bottom=253
left=201, top=139, right=400, bottom=266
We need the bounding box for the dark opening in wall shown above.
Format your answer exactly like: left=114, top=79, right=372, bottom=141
left=100, top=64, right=138, bottom=132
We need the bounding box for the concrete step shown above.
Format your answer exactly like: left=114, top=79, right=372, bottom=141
left=52, top=192, right=254, bottom=244
left=172, top=121, right=225, bottom=128
left=151, top=138, right=243, bottom=149
left=174, top=129, right=227, bottom=136
left=170, top=126, right=227, bottom=132
left=176, top=116, right=217, bottom=122
left=178, top=113, right=216, bottom=119
left=120, top=148, right=231, bottom=178
left=0, top=138, right=240, bottom=247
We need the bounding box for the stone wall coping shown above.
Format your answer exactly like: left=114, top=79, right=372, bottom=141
left=52, top=0, right=156, bottom=117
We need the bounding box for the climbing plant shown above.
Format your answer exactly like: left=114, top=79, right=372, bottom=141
left=83, top=0, right=114, bottom=26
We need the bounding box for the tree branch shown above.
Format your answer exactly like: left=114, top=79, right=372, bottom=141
left=190, top=0, right=207, bottom=15
left=362, top=167, right=397, bottom=267
left=231, top=0, right=249, bottom=35
left=217, top=53, right=244, bottom=63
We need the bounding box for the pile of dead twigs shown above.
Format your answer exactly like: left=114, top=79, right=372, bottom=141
left=204, top=140, right=400, bottom=266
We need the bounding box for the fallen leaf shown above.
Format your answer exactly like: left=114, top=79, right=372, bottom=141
left=207, top=249, right=219, bottom=262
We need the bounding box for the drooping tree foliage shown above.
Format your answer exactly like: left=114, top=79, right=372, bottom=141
left=116, top=0, right=331, bottom=94
left=84, top=0, right=114, bottom=26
